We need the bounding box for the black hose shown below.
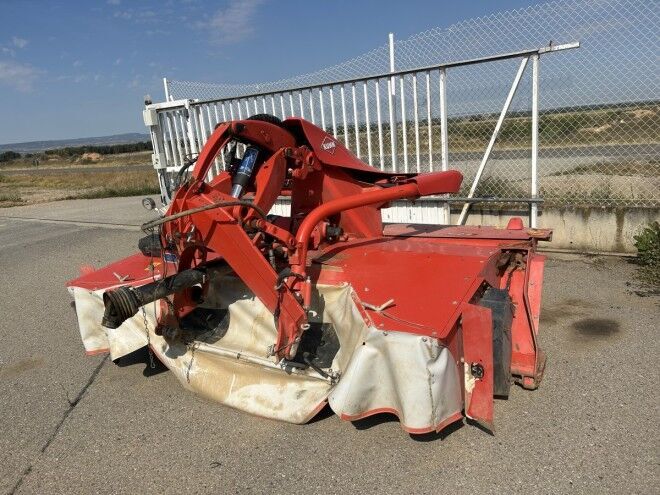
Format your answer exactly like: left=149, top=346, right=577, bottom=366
left=176, top=157, right=197, bottom=180
left=141, top=200, right=267, bottom=232
left=275, top=267, right=305, bottom=290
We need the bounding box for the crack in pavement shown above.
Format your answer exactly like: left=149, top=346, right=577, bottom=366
left=9, top=356, right=109, bottom=495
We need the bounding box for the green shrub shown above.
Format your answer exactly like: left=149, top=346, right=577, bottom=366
left=44, top=141, right=152, bottom=157
left=0, top=151, right=21, bottom=162
left=633, top=221, right=660, bottom=291
left=634, top=221, right=660, bottom=268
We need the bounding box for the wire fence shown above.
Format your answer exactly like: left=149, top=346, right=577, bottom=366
left=162, top=0, right=658, bottom=208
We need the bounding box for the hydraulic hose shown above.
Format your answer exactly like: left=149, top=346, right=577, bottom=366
left=141, top=200, right=267, bottom=232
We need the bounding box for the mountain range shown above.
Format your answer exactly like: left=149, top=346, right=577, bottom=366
left=0, top=133, right=151, bottom=153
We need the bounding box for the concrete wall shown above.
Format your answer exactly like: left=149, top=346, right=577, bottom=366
left=455, top=206, right=659, bottom=253
left=270, top=198, right=659, bottom=254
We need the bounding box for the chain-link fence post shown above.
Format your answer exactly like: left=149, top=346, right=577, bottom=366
left=439, top=67, right=450, bottom=223
left=388, top=33, right=398, bottom=170
left=530, top=54, right=540, bottom=228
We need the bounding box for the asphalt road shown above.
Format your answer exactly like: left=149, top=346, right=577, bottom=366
left=0, top=197, right=658, bottom=494
left=400, top=143, right=658, bottom=178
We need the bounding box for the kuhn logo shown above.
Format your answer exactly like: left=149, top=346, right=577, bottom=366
left=321, top=136, right=336, bottom=154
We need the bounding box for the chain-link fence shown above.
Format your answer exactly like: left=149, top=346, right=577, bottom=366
left=159, top=0, right=658, bottom=209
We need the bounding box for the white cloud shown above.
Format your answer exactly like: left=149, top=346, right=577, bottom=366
left=0, top=60, right=38, bottom=91
left=204, top=0, right=263, bottom=45
left=12, top=37, right=28, bottom=49
left=114, top=57, right=122, bottom=65
left=72, top=60, right=82, bottom=67
left=114, top=10, right=132, bottom=20
left=107, top=0, right=121, bottom=4
left=1, top=47, right=15, bottom=57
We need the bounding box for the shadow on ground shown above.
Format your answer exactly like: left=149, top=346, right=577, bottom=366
left=115, top=346, right=169, bottom=377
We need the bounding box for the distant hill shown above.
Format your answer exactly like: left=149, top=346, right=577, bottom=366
left=0, top=133, right=151, bottom=153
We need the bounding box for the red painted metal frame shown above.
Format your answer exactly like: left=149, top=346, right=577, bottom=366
left=462, top=303, right=494, bottom=431
left=67, top=116, right=551, bottom=431
left=159, top=118, right=465, bottom=358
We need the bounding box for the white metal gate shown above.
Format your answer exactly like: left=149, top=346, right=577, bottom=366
left=144, top=41, right=578, bottom=227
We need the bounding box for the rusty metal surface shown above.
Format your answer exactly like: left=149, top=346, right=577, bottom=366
left=383, top=223, right=552, bottom=241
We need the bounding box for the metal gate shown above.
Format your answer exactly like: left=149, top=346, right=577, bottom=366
left=143, top=41, right=578, bottom=227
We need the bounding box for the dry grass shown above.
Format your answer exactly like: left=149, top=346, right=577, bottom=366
left=345, top=102, right=660, bottom=153
left=0, top=168, right=159, bottom=207
left=0, top=194, right=25, bottom=208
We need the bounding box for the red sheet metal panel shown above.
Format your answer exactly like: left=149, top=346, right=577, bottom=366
left=314, top=238, right=500, bottom=338
left=66, top=252, right=165, bottom=291
left=462, top=303, right=494, bottom=431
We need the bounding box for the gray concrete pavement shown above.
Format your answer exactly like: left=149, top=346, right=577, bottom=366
left=0, top=196, right=658, bottom=494
left=0, top=195, right=158, bottom=228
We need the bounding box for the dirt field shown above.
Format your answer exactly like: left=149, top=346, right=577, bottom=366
left=0, top=151, right=157, bottom=207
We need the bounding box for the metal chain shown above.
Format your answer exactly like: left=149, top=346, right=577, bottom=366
left=144, top=225, right=160, bottom=370
left=140, top=306, right=156, bottom=369
left=186, top=342, right=198, bottom=383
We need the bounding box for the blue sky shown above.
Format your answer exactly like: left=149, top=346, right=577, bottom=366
left=0, top=0, right=544, bottom=144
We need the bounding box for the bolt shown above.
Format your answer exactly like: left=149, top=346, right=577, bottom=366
left=470, top=363, right=485, bottom=379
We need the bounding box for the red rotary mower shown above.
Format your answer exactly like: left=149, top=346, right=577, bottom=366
left=67, top=114, right=550, bottom=434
